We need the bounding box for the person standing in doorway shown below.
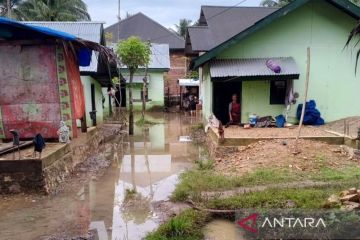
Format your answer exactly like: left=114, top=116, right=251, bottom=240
left=226, top=94, right=241, bottom=127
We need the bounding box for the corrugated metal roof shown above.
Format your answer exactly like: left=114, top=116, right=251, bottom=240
left=111, top=43, right=170, bottom=70
left=23, top=21, right=104, bottom=73
left=210, top=57, right=300, bottom=79
left=188, top=6, right=277, bottom=52
left=105, top=13, right=185, bottom=50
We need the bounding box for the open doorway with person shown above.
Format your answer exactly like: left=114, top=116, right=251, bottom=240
left=212, top=81, right=242, bottom=125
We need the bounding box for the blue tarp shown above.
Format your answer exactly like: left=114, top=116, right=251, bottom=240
left=296, top=100, right=325, bottom=126
left=0, top=17, right=76, bottom=41
left=0, top=17, right=93, bottom=67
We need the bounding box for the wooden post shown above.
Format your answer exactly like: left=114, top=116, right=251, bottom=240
left=295, top=47, right=311, bottom=153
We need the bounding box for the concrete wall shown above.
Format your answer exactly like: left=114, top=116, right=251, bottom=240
left=165, top=52, right=189, bottom=99
left=81, top=76, right=104, bottom=127
left=124, top=71, right=165, bottom=110
left=202, top=0, right=360, bottom=123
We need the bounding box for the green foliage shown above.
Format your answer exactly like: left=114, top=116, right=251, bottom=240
left=116, top=36, right=151, bottom=75
left=135, top=117, right=162, bottom=127
left=175, top=19, right=192, bottom=38
left=145, top=209, right=209, bottom=240
left=310, top=166, right=360, bottom=182
left=185, top=71, right=199, bottom=79
left=261, top=0, right=360, bottom=7
left=13, top=0, right=90, bottom=21
left=124, top=188, right=137, bottom=201
left=171, top=168, right=299, bottom=202
left=206, top=186, right=347, bottom=209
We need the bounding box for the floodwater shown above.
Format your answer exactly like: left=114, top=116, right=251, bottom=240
left=0, top=113, right=203, bottom=240
left=204, top=220, right=245, bottom=240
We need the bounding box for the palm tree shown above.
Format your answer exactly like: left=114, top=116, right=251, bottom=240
left=14, top=0, right=90, bottom=21
left=261, top=0, right=360, bottom=7
left=0, top=0, right=20, bottom=17
left=175, top=18, right=192, bottom=38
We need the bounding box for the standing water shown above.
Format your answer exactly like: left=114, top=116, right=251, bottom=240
left=0, top=113, right=202, bottom=240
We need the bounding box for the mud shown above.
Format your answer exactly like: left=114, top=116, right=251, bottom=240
left=0, top=113, right=202, bottom=240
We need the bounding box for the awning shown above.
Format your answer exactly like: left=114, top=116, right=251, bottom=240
left=210, top=57, right=300, bottom=81
left=179, top=78, right=200, bottom=87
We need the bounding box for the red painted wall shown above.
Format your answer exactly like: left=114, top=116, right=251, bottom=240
left=0, top=44, right=84, bottom=140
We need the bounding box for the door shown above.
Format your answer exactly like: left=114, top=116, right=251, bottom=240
left=91, top=84, right=97, bottom=126
left=212, top=81, right=242, bottom=125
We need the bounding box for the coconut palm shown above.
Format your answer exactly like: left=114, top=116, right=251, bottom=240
left=261, top=0, right=360, bottom=7
left=0, top=0, right=21, bottom=17
left=175, top=18, right=192, bottom=38
left=14, top=0, right=90, bottom=21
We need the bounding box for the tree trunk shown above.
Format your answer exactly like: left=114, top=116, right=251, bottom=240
left=7, top=0, right=11, bottom=18
left=129, top=73, right=134, bottom=135
left=142, top=67, right=149, bottom=121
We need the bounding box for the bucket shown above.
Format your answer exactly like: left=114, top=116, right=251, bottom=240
left=249, top=114, right=258, bottom=125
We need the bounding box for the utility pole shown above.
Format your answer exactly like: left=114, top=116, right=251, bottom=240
left=7, top=0, right=11, bottom=18
left=117, top=0, right=121, bottom=22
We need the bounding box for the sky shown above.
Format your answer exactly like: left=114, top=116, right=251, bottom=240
left=84, top=0, right=263, bottom=28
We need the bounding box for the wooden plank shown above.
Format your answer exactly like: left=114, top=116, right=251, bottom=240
left=0, top=141, right=33, bottom=156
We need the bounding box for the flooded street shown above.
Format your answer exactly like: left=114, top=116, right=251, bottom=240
left=0, top=113, right=202, bottom=240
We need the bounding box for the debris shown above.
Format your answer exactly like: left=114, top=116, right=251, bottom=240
left=327, top=188, right=360, bottom=211
left=340, top=194, right=359, bottom=203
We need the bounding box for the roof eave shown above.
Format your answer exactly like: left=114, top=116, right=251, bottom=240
left=192, top=0, right=360, bottom=69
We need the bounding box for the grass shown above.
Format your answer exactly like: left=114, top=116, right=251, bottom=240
left=135, top=117, right=163, bottom=127
left=310, top=166, right=360, bottom=182
left=171, top=165, right=360, bottom=202
left=124, top=188, right=137, bottom=201
left=205, top=185, right=351, bottom=210
left=171, top=168, right=297, bottom=202
left=145, top=209, right=209, bottom=240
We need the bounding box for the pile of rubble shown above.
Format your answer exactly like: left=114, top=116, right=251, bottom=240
left=326, top=187, right=360, bottom=211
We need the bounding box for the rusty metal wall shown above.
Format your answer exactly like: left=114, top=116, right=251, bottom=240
left=0, top=45, right=60, bottom=139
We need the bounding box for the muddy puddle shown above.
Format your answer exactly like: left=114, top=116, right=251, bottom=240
left=204, top=220, right=245, bottom=240
left=0, top=113, right=202, bottom=240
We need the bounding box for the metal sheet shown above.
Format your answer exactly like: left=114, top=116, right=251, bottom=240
left=210, top=57, right=300, bottom=79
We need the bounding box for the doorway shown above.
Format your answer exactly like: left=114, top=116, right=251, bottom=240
left=91, top=84, right=97, bottom=126
left=212, top=81, right=242, bottom=124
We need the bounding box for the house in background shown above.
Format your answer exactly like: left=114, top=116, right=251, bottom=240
left=105, top=13, right=186, bottom=106
left=24, top=22, right=116, bottom=127
left=106, top=43, right=170, bottom=110
left=190, top=0, right=360, bottom=124
left=0, top=18, right=115, bottom=140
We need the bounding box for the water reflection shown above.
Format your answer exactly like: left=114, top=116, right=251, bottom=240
left=0, top=113, right=201, bottom=240
left=89, top=113, right=200, bottom=240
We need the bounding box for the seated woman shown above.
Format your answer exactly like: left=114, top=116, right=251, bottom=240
left=226, top=94, right=241, bottom=127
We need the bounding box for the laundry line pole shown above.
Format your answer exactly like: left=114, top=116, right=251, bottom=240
left=295, top=47, right=311, bottom=153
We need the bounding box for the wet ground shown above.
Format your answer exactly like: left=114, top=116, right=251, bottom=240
left=204, top=220, right=244, bottom=240
left=0, top=113, right=203, bottom=240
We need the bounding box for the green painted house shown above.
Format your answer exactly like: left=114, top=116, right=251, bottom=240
left=189, top=0, right=360, bottom=124
left=116, top=43, right=170, bottom=111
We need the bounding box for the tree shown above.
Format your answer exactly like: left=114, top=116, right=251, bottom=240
left=261, top=0, right=360, bottom=7
left=260, top=0, right=293, bottom=7
left=116, top=37, right=151, bottom=135
left=13, top=0, right=90, bottom=21
left=0, top=0, right=20, bottom=17
left=175, top=18, right=192, bottom=38
left=346, top=23, right=360, bottom=73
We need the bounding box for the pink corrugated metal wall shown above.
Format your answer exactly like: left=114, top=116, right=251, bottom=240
left=0, top=44, right=85, bottom=139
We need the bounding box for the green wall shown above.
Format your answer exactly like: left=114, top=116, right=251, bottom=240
left=81, top=76, right=104, bottom=127
left=202, top=0, right=360, bottom=123
left=124, top=71, right=165, bottom=110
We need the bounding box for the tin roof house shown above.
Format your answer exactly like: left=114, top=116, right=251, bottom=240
left=188, top=0, right=360, bottom=125
left=0, top=18, right=116, bottom=140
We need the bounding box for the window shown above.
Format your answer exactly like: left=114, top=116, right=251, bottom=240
left=270, top=80, right=287, bottom=105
